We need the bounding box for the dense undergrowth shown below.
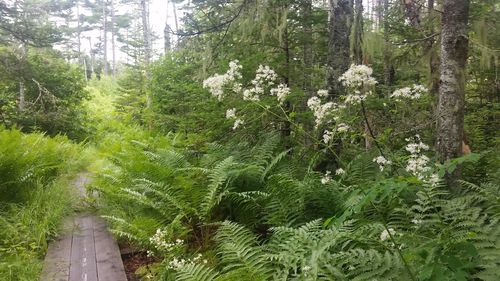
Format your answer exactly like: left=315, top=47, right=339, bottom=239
left=84, top=71, right=500, bottom=281
left=0, top=128, right=85, bottom=280
left=92, top=131, right=500, bottom=281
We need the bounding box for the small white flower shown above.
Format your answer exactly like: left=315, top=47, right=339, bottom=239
left=411, top=219, right=423, bottom=225
left=373, top=156, right=392, bottom=171
left=335, top=168, right=345, bottom=175
left=270, top=83, right=290, bottom=105
left=232, top=118, right=244, bottom=130
left=380, top=228, right=396, bottom=241
left=336, top=123, right=350, bottom=133
left=225, top=108, right=236, bottom=119
left=323, top=130, right=334, bottom=144
left=317, top=89, right=329, bottom=97
left=321, top=171, right=332, bottom=184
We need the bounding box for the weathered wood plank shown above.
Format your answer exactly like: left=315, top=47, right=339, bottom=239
left=93, top=217, right=128, bottom=281
left=40, top=218, right=74, bottom=281
left=69, top=215, right=98, bottom=281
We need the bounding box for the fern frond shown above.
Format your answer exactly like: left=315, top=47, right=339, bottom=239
left=175, top=263, right=219, bottom=281
left=215, top=221, right=272, bottom=279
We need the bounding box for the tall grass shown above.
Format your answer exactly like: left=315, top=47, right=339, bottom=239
left=0, top=127, right=83, bottom=280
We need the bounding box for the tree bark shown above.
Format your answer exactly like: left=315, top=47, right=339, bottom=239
left=302, top=0, right=313, bottom=97
left=352, top=0, right=363, bottom=64
left=326, top=0, right=353, bottom=97
left=427, top=0, right=439, bottom=94
left=403, top=0, right=421, bottom=27
left=383, top=0, right=394, bottom=85
left=437, top=0, right=470, bottom=190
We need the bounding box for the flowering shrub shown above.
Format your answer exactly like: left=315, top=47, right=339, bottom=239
left=202, top=62, right=443, bottom=188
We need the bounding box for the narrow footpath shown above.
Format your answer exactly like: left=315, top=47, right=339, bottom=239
left=40, top=174, right=127, bottom=281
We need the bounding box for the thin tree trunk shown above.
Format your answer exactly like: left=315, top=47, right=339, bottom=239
left=18, top=43, right=27, bottom=111
left=141, top=0, right=152, bottom=108
left=102, top=1, right=108, bottom=76
left=164, top=0, right=171, bottom=53
left=282, top=24, right=292, bottom=147
left=172, top=1, right=179, bottom=46
left=437, top=0, right=470, bottom=190
left=302, top=0, right=313, bottom=97
left=326, top=0, right=353, bottom=98
left=111, top=0, right=116, bottom=77
left=76, top=0, right=81, bottom=54
left=383, top=0, right=394, bottom=85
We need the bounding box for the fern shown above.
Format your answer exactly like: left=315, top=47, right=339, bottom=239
left=215, top=221, right=272, bottom=280
left=175, top=263, right=219, bottom=281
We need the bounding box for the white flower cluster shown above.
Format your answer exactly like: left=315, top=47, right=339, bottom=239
left=339, top=64, right=377, bottom=89
left=321, top=170, right=332, bottom=184
left=335, top=168, right=345, bottom=175
left=317, top=89, right=329, bottom=97
left=167, top=253, right=208, bottom=270
left=225, top=108, right=236, bottom=119
left=405, top=135, right=431, bottom=179
left=323, top=130, right=334, bottom=144
left=232, top=118, right=244, bottom=130
left=405, top=135, right=440, bottom=186
left=336, top=123, right=350, bottom=133
left=243, top=65, right=278, bottom=101
left=149, top=229, right=184, bottom=253
left=373, top=155, right=392, bottom=171
left=225, top=108, right=244, bottom=130
left=380, top=228, right=396, bottom=241
left=203, top=60, right=242, bottom=101
left=322, top=123, right=350, bottom=143
left=344, top=89, right=372, bottom=105
left=391, top=84, right=428, bottom=100
left=270, top=83, right=290, bottom=105
left=338, top=64, right=377, bottom=105
left=307, top=96, right=338, bottom=128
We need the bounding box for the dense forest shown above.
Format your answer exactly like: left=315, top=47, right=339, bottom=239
left=0, top=0, right=499, bottom=280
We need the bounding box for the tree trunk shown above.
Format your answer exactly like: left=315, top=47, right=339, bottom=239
left=437, top=0, right=470, bottom=190
left=164, top=0, right=171, bottom=53
left=111, top=0, right=116, bottom=77
left=352, top=0, right=363, bottom=64
left=427, top=0, right=439, bottom=94
left=76, top=0, right=81, bottom=54
left=18, top=43, right=27, bottom=111
left=383, top=0, right=394, bottom=85
left=282, top=24, right=291, bottom=148
left=302, top=0, right=313, bottom=97
left=403, top=0, right=421, bottom=27
left=102, top=1, right=108, bottom=76
left=141, top=0, right=152, bottom=108
left=326, top=0, right=353, bottom=97
left=172, top=1, right=179, bottom=47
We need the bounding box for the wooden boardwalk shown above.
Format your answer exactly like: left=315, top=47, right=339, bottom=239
left=40, top=175, right=127, bottom=281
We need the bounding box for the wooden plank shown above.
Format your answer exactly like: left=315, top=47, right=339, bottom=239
left=40, top=218, right=74, bottom=281
left=93, top=217, right=128, bottom=281
left=69, top=215, right=98, bottom=281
